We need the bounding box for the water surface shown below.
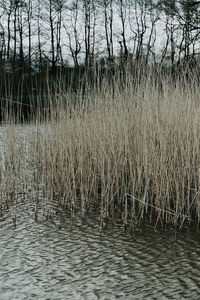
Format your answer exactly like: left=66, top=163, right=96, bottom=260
left=0, top=205, right=200, bottom=300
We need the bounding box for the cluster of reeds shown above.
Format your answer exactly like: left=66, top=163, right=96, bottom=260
left=1, top=69, right=200, bottom=230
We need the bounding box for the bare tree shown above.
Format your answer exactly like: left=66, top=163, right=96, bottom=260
left=26, top=0, right=33, bottom=68
left=145, top=12, right=158, bottom=64
left=80, top=0, right=97, bottom=68
left=64, top=0, right=82, bottom=68
left=117, top=0, right=128, bottom=61
left=54, top=0, right=64, bottom=64
left=98, top=0, right=114, bottom=65
left=4, top=0, right=13, bottom=60
left=157, top=0, right=200, bottom=62
left=0, top=3, right=6, bottom=63
left=49, top=0, right=56, bottom=68
left=128, top=0, right=148, bottom=61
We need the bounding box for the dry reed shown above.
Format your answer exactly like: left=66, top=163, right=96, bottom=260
left=1, top=72, right=200, bottom=230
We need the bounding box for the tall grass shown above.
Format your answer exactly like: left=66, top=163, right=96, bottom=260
left=1, top=70, right=200, bottom=230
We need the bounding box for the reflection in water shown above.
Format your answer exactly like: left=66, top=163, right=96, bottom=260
left=0, top=204, right=200, bottom=300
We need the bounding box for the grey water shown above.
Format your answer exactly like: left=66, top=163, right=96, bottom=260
left=0, top=204, right=200, bottom=300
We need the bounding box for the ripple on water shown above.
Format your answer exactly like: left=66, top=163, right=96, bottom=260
left=0, top=204, right=200, bottom=300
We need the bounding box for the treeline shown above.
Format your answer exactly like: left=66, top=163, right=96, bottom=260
left=0, top=0, right=200, bottom=71
left=0, top=0, right=200, bottom=120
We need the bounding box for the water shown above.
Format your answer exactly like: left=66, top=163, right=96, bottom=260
left=0, top=204, right=200, bottom=300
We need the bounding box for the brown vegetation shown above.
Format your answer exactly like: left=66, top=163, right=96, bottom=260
left=1, top=72, right=200, bottom=231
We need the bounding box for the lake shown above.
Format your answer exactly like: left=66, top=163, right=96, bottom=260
left=0, top=203, right=200, bottom=300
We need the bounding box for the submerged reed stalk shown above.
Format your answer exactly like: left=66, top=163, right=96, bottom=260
left=1, top=71, right=200, bottom=230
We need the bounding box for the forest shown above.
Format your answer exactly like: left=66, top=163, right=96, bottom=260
left=0, top=0, right=200, bottom=69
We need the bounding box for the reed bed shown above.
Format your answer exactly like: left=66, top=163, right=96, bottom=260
left=1, top=73, right=200, bottom=230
